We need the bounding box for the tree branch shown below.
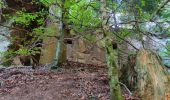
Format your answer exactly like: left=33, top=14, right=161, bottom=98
left=150, top=0, right=170, bottom=21
left=112, top=31, right=139, bottom=51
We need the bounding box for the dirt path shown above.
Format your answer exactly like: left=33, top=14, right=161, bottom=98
left=0, top=62, right=109, bottom=100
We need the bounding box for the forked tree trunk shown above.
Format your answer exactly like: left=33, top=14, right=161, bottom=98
left=136, top=49, right=170, bottom=100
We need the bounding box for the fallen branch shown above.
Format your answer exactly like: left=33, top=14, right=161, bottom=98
left=119, top=82, right=133, bottom=96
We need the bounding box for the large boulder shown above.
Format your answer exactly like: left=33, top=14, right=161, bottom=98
left=135, top=50, right=170, bottom=100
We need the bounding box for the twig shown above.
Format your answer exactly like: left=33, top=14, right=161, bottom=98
left=138, top=29, right=170, bottom=52
left=119, top=82, right=133, bottom=96
left=112, top=31, right=139, bottom=51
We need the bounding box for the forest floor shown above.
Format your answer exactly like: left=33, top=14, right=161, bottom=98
left=0, top=61, right=139, bottom=100
left=0, top=61, right=110, bottom=100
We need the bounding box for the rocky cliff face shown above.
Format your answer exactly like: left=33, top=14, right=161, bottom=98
left=67, top=38, right=105, bottom=65
left=0, top=20, right=12, bottom=64
left=0, top=0, right=47, bottom=66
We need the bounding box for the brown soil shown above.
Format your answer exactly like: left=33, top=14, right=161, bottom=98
left=0, top=61, right=110, bottom=100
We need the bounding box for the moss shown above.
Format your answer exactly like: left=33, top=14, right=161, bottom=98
left=136, top=50, right=169, bottom=100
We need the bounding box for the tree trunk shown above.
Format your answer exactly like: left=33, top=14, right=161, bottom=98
left=52, top=2, right=66, bottom=68
left=100, top=0, right=123, bottom=99
left=136, top=49, right=170, bottom=100
left=105, top=40, right=123, bottom=100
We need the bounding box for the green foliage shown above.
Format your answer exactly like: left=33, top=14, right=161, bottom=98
left=1, top=0, right=49, bottom=66
left=39, top=0, right=55, bottom=7
left=142, top=0, right=161, bottom=13
left=84, top=33, right=96, bottom=42
left=13, top=11, right=38, bottom=26
left=33, top=27, right=46, bottom=36
left=163, top=41, right=170, bottom=55
left=15, top=48, right=32, bottom=55
left=117, top=29, right=132, bottom=43
left=2, top=0, right=170, bottom=67
left=16, top=47, right=41, bottom=56
left=1, top=50, right=15, bottom=66
left=0, top=0, right=6, bottom=8
left=161, top=4, right=170, bottom=21
left=12, top=10, right=46, bottom=27
left=68, top=0, right=101, bottom=33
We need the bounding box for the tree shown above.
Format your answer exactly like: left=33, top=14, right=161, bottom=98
left=1, top=0, right=48, bottom=67
left=100, top=0, right=123, bottom=99
left=1, top=0, right=170, bottom=99
left=49, top=0, right=67, bottom=68
left=47, top=1, right=123, bottom=98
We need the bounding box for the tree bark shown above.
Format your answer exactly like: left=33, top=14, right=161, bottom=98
left=105, top=40, right=123, bottom=100
left=100, top=0, right=123, bottom=99
left=52, top=1, right=66, bottom=68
